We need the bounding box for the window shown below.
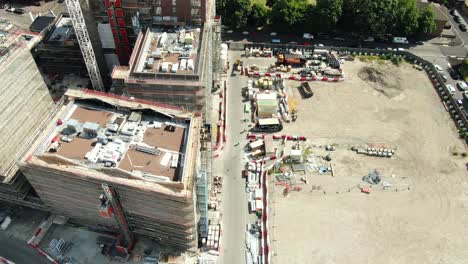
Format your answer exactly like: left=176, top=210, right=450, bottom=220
left=172, top=0, right=176, bottom=5
left=155, top=7, right=162, bottom=15
left=172, top=6, right=176, bottom=15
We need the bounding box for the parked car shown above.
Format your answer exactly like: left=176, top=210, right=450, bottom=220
left=333, top=37, right=345, bottom=41
left=270, top=32, right=277, bottom=36
left=446, top=84, right=456, bottom=95
left=441, top=74, right=448, bottom=82
left=449, top=69, right=460, bottom=80
left=454, top=15, right=461, bottom=23
left=0, top=210, right=12, bottom=231
left=415, top=40, right=424, bottom=45
left=444, top=23, right=452, bottom=29
left=242, top=31, right=249, bottom=35
left=58, top=0, right=65, bottom=3
left=363, top=37, right=375, bottom=42
left=457, top=99, right=464, bottom=106
left=316, top=43, right=324, bottom=47
left=33, top=1, right=41, bottom=6
left=450, top=9, right=456, bottom=15
left=303, top=33, right=313, bottom=39
left=434, top=64, right=443, bottom=72
left=392, top=37, right=409, bottom=44
left=456, top=81, right=468, bottom=91
left=459, top=24, right=467, bottom=32
left=464, top=91, right=468, bottom=100
left=13, top=8, right=24, bottom=14
left=5, top=7, right=14, bottom=12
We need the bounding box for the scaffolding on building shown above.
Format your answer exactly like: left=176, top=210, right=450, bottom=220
left=65, top=0, right=104, bottom=91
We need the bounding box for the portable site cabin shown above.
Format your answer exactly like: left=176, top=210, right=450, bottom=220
left=255, top=118, right=282, bottom=132
left=256, top=93, right=277, bottom=118
left=248, top=140, right=264, bottom=151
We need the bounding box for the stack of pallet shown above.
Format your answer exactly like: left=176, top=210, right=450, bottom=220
left=206, top=224, right=221, bottom=251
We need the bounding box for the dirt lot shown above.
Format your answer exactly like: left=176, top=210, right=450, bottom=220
left=268, top=59, right=468, bottom=264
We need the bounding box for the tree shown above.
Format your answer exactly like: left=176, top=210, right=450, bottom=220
left=270, top=0, right=309, bottom=30
left=417, top=7, right=436, bottom=36
left=461, top=59, right=468, bottom=82
left=218, top=0, right=252, bottom=29
left=393, top=0, right=419, bottom=37
left=249, top=2, right=271, bottom=27
left=316, top=0, right=344, bottom=30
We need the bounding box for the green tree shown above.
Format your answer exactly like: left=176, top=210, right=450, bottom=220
left=461, top=59, right=468, bottom=81
left=417, top=7, right=436, bottom=36
left=393, top=0, right=419, bottom=37
left=218, top=0, right=252, bottom=29
left=316, top=0, right=344, bottom=30
left=249, top=2, right=271, bottom=27
left=270, top=0, right=309, bottom=30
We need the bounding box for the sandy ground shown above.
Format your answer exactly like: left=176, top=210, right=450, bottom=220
left=265, top=59, right=468, bottom=264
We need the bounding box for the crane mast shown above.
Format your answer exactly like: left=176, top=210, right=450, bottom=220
left=101, top=183, right=135, bottom=251
left=65, top=0, right=104, bottom=91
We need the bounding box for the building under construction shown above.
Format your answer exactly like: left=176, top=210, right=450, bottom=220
left=0, top=20, right=57, bottom=209
left=87, top=0, right=207, bottom=65
left=20, top=89, right=202, bottom=249
left=110, top=25, right=210, bottom=110
left=32, top=14, right=88, bottom=76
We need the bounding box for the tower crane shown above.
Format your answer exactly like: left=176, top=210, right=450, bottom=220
left=65, top=0, right=104, bottom=91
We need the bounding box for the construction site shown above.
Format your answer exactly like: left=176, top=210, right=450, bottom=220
left=229, top=48, right=468, bottom=264
left=0, top=0, right=220, bottom=262
left=111, top=24, right=210, bottom=110
left=0, top=18, right=58, bottom=211
left=20, top=89, right=202, bottom=252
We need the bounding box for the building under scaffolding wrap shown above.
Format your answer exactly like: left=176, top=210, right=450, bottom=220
left=110, top=22, right=213, bottom=111
left=20, top=89, right=202, bottom=250
left=0, top=21, right=57, bottom=209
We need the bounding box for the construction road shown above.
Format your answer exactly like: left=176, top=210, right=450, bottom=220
left=217, top=51, right=255, bottom=264
left=0, top=234, right=49, bottom=264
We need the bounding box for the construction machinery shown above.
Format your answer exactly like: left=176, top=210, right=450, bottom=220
left=235, top=58, right=243, bottom=71
left=288, top=98, right=298, bottom=121
left=99, top=183, right=135, bottom=261
left=277, top=54, right=306, bottom=66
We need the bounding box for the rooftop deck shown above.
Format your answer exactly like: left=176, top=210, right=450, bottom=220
left=132, top=27, right=200, bottom=75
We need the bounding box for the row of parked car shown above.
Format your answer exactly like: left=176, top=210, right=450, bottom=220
left=450, top=9, right=467, bottom=32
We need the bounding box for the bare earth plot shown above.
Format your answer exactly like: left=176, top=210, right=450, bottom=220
left=271, top=60, right=468, bottom=264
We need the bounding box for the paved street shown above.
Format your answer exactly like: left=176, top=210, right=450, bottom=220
left=0, top=233, right=49, bottom=264
left=216, top=51, right=256, bottom=264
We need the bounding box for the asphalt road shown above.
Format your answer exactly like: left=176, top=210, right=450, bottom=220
left=0, top=233, right=49, bottom=264
left=217, top=51, right=257, bottom=264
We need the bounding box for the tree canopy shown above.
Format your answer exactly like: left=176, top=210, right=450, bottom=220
left=216, top=0, right=436, bottom=38
left=270, top=0, right=309, bottom=30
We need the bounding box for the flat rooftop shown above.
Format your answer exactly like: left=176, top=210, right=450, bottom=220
left=132, top=27, right=201, bottom=75
left=45, top=102, right=189, bottom=182
left=45, top=16, right=75, bottom=44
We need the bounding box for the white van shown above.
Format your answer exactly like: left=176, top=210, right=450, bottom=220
left=392, top=37, right=409, bottom=44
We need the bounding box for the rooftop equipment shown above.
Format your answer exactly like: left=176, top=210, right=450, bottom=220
left=82, top=122, right=100, bottom=136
